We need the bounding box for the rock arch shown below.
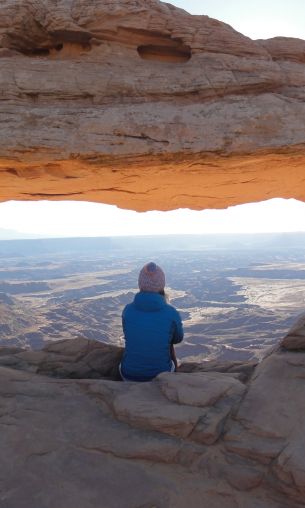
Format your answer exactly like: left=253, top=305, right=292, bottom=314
left=0, top=0, right=305, bottom=211
left=1, top=4, right=305, bottom=506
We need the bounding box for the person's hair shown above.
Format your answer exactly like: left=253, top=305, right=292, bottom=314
left=159, top=289, right=169, bottom=302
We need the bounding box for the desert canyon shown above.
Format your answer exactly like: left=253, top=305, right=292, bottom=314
left=1, top=0, right=305, bottom=507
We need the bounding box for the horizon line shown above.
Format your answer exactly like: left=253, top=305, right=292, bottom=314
left=2, top=230, right=305, bottom=243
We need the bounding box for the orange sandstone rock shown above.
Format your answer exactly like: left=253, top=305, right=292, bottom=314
left=0, top=0, right=305, bottom=211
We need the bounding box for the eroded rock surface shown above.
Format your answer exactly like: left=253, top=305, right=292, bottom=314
left=281, top=313, right=305, bottom=350
left=0, top=327, right=305, bottom=507
left=225, top=349, right=305, bottom=504
left=0, top=337, right=123, bottom=379
left=1, top=0, right=305, bottom=210
left=179, top=358, right=258, bottom=383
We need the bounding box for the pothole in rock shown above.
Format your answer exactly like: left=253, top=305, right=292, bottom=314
left=18, top=42, right=92, bottom=58
left=137, top=43, right=191, bottom=63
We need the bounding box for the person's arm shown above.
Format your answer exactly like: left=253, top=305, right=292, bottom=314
left=170, top=310, right=184, bottom=371
left=122, top=305, right=128, bottom=336
left=171, top=310, right=184, bottom=344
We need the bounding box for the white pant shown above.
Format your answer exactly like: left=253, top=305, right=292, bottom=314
left=119, top=361, right=176, bottom=382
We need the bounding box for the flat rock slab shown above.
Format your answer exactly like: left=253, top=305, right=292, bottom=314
left=157, top=371, right=245, bottom=407
left=0, top=364, right=280, bottom=508
left=0, top=335, right=304, bottom=507
left=0, top=366, right=206, bottom=508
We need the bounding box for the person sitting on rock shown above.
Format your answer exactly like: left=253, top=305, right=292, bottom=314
left=119, top=262, right=184, bottom=382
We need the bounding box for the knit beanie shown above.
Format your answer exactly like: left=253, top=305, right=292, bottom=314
left=138, top=262, right=166, bottom=293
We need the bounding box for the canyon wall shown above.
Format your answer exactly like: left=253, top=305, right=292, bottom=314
left=0, top=0, right=305, bottom=210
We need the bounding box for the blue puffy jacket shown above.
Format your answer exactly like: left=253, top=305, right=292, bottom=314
left=121, top=291, right=184, bottom=382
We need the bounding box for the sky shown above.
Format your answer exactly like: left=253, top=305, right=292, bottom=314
left=168, top=0, right=305, bottom=40
left=1, top=0, right=305, bottom=239
left=1, top=199, right=305, bottom=238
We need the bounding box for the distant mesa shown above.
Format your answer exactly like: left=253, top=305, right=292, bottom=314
left=0, top=292, right=14, bottom=305
left=0, top=228, right=44, bottom=240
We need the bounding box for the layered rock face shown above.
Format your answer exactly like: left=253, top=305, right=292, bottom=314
left=0, top=333, right=305, bottom=507
left=1, top=2, right=305, bottom=505
left=1, top=0, right=305, bottom=210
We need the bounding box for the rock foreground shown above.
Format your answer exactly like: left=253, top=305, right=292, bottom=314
left=1, top=0, right=305, bottom=210
left=0, top=328, right=305, bottom=507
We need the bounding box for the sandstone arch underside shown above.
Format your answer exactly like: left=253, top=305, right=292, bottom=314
left=1, top=0, right=305, bottom=211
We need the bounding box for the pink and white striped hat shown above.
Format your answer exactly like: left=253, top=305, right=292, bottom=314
left=138, top=262, right=165, bottom=293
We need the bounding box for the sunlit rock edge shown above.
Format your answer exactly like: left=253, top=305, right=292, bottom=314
left=1, top=0, right=305, bottom=210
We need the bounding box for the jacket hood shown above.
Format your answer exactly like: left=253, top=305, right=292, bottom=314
left=133, top=291, right=166, bottom=312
